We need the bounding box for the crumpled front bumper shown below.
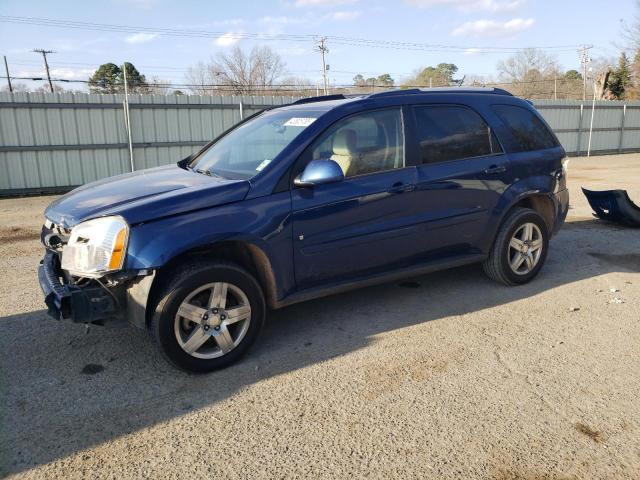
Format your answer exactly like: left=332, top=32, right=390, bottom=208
left=38, top=251, right=121, bottom=323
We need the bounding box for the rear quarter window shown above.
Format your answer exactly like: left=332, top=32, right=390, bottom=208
left=413, top=105, right=503, bottom=164
left=491, top=104, right=558, bottom=152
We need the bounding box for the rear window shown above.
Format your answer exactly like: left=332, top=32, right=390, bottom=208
left=492, top=104, right=558, bottom=152
left=413, top=105, right=502, bottom=164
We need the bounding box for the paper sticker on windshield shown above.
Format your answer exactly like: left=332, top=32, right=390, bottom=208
left=284, top=117, right=316, bottom=127
left=256, top=159, right=271, bottom=172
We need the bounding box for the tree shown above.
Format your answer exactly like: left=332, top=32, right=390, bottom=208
left=1, top=82, right=30, bottom=92
left=88, top=63, right=120, bottom=94
left=118, top=62, right=147, bottom=93
left=621, top=0, right=640, bottom=50
left=496, top=48, right=560, bottom=98
left=630, top=49, right=640, bottom=99
left=403, top=63, right=459, bottom=87
left=421, top=63, right=457, bottom=86
left=186, top=45, right=286, bottom=96
left=564, top=70, right=582, bottom=81
left=608, top=52, right=632, bottom=99
left=376, top=73, right=394, bottom=87
left=88, top=62, right=148, bottom=94
left=278, top=76, right=315, bottom=96
left=35, top=83, right=66, bottom=93
left=353, top=74, right=366, bottom=86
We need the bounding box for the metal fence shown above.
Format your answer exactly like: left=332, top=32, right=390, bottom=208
left=1, top=93, right=639, bottom=195
left=534, top=99, right=640, bottom=157
left=0, top=92, right=301, bottom=195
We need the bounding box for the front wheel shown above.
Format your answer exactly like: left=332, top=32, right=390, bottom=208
left=483, top=208, right=549, bottom=286
left=151, top=261, right=265, bottom=373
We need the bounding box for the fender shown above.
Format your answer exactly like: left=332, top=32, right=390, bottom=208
left=481, top=174, right=559, bottom=252
left=125, top=191, right=294, bottom=301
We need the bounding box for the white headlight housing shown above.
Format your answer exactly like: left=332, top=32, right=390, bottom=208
left=61, top=216, right=129, bottom=278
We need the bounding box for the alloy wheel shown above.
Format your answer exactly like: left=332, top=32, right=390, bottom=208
left=508, top=222, right=544, bottom=275
left=174, top=282, right=252, bottom=359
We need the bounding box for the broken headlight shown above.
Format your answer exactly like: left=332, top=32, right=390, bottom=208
left=61, top=216, right=129, bottom=278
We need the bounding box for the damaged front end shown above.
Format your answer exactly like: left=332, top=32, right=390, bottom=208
left=582, top=188, right=640, bottom=228
left=38, top=219, right=154, bottom=328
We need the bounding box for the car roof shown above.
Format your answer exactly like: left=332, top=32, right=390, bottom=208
left=275, top=87, right=515, bottom=113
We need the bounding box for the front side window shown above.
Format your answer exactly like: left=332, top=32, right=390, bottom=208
left=311, top=108, right=405, bottom=178
left=414, top=105, right=503, bottom=164
left=189, top=108, right=326, bottom=179
left=491, top=104, right=558, bottom=152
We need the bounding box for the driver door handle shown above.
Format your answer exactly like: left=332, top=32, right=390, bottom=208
left=484, top=164, right=507, bottom=175
left=387, top=183, right=416, bottom=194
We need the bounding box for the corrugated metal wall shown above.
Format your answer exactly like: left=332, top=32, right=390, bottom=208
left=0, top=92, right=300, bottom=194
left=534, top=99, right=640, bottom=156
left=1, top=93, right=639, bottom=195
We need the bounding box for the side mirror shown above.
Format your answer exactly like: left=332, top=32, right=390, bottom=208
left=294, top=159, right=345, bottom=188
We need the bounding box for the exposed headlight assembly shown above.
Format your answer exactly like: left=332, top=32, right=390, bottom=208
left=61, top=216, right=129, bottom=278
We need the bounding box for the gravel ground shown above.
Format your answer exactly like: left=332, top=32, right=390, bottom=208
left=1, top=154, right=639, bottom=479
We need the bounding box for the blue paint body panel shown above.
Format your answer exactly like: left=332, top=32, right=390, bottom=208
left=43, top=89, right=569, bottom=309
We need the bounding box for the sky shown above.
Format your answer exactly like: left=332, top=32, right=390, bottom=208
left=0, top=0, right=636, bottom=91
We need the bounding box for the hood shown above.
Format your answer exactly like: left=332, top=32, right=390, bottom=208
left=45, top=164, right=251, bottom=227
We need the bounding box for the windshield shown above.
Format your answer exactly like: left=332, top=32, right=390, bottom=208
left=188, top=108, right=325, bottom=179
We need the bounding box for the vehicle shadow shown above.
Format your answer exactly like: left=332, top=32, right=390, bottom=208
left=1, top=218, right=638, bottom=475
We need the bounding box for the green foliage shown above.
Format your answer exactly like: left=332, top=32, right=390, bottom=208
left=88, top=62, right=148, bottom=94
left=608, top=52, right=632, bottom=99
left=352, top=73, right=394, bottom=87
left=88, top=63, right=120, bottom=94
left=564, top=69, right=582, bottom=81
left=376, top=73, right=394, bottom=86
left=411, top=63, right=459, bottom=87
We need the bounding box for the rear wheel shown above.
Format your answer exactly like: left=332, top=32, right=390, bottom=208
left=151, top=261, right=265, bottom=373
left=483, top=208, right=549, bottom=286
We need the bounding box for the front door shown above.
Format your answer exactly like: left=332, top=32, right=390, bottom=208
left=291, top=107, right=421, bottom=289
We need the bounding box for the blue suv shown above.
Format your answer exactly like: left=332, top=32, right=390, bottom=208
left=39, top=88, right=569, bottom=372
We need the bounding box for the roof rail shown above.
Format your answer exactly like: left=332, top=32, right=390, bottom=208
left=368, top=87, right=513, bottom=97
left=292, top=94, right=348, bottom=105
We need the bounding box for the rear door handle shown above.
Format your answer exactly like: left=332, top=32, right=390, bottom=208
left=387, top=183, right=416, bottom=194
left=484, top=165, right=507, bottom=175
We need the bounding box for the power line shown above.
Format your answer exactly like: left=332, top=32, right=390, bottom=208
left=0, top=15, right=590, bottom=54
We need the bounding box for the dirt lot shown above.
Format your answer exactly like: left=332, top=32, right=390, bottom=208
left=1, top=154, right=639, bottom=479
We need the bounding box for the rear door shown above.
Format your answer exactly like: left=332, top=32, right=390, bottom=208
left=408, top=104, right=512, bottom=256
left=291, top=107, right=422, bottom=288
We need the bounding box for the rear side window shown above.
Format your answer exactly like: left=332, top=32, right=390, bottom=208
left=413, top=105, right=503, bottom=164
left=492, top=104, right=558, bottom=152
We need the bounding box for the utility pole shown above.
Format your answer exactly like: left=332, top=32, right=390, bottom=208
left=3, top=56, right=12, bottom=92
left=315, top=37, right=329, bottom=95
left=578, top=45, right=593, bottom=101
left=33, top=48, right=55, bottom=93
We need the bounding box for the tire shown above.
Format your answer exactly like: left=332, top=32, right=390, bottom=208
left=150, top=261, right=265, bottom=373
left=483, top=207, right=549, bottom=286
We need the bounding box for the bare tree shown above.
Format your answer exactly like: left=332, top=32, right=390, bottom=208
left=185, top=61, right=218, bottom=95
left=185, top=45, right=286, bottom=96
left=278, top=76, right=315, bottom=96
left=34, top=83, right=66, bottom=93
left=496, top=48, right=561, bottom=98
left=621, top=0, right=640, bottom=50
left=1, top=82, right=31, bottom=92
